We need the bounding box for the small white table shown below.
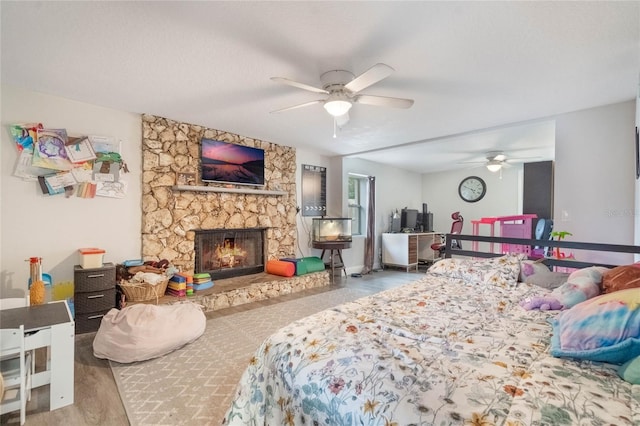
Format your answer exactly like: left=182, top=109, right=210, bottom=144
left=0, top=300, right=75, bottom=410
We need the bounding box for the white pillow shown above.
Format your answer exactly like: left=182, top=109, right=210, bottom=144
left=428, top=254, right=523, bottom=288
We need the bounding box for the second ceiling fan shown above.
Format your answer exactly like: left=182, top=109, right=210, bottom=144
left=270, top=63, right=414, bottom=126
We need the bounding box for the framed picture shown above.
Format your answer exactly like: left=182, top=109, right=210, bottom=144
left=636, top=126, right=640, bottom=179
left=176, top=172, right=196, bottom=186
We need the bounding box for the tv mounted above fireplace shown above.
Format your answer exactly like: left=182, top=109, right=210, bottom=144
left=200, top=138, right=265, bottom=186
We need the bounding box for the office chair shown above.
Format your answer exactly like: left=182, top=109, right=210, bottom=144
left=431, top=212, right=464, bottom=257
left=531, top=218, right=553, bottom=258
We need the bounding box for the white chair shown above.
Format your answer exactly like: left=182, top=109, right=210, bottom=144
left=0, top=297, right=35, bottom=373
left=0, top=325, right=32, bottom=425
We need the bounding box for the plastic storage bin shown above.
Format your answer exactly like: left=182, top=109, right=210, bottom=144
left=78, top=248, right=105, bottom=269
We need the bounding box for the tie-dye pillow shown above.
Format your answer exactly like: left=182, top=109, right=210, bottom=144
left=550, top=288, right=640, bottom=364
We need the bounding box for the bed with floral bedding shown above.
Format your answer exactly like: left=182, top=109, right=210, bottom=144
left=224, top=254, right=640, bottom=425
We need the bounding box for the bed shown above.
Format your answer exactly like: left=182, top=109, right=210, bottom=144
left=223, top=236, right=640, bottom=425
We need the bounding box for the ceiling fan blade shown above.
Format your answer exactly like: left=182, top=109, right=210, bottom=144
left=354, top=94, right=414, bottom=109
left=270, top=100, right=324, bottom=113
left=344, top=63, right=394, bottom=93
left=270, top=77, right=328, bottom=94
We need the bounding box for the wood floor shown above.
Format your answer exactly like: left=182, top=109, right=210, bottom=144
left=0, top=269, right=423, bottom=425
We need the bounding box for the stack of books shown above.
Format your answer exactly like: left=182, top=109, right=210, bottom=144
left=185, top=274, right=194, bottom=297
left=166, top=274, right=187, bottom=297
left=192, top=273, right=213, bottom=291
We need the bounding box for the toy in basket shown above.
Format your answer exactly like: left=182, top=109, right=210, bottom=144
left=119, top=272, right=169, bottom=303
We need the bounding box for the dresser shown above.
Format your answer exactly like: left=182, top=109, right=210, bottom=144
left=73, top=263, right=116, bottom=334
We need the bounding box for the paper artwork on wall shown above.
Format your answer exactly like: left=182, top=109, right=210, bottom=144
left=13, top=150, right=53, bottom=181
left=89, top=135, right=119, bottom=154
left=64, top=136, right=97, bottom=163
left=32, top=128, right=73, bottom=171
left=9, top=123, right=42, bottom=152
left=8, top=122, right=130, bottom=199
left=96, top=180, right=127, bottom=198
left=76, top=182, right=97, bottom=198
left=38, top=171, right=77, bottom=196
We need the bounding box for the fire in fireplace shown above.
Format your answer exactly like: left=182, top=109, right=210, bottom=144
left=195, top=228, right=266, bottom=280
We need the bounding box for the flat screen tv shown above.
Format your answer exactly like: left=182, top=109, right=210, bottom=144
left=200, top=138, right=265, bottom=186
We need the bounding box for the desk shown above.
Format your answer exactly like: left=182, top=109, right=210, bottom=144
left=382, top=232, right=442, bottom=271
left=1, top=301, right=75, bottom=410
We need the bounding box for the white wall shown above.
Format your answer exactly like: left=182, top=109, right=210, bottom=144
left=341, top=157, right=423, bottom=273
left=421, top=165, right=523, bottom=235
left=2, top=87, right=634, bottom=296
left=1, top=86, right=142, bottom=297
left=555, top=100, right=636, bottom=264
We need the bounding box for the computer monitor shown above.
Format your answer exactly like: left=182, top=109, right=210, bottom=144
left=401, top=208, right=418, bottom=232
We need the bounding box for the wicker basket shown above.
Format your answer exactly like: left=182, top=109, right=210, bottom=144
left=119, top=278, right=169, bottom=303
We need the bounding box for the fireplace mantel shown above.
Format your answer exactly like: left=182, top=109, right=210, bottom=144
left=172, top=185, right=287, bottom=196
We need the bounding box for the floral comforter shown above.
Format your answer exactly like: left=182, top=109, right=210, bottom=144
left=223, top=275, right=640, bottom=425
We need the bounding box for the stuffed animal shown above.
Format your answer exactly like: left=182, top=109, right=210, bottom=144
left=519, top=296, right=564, bottom=311
left=550, top=266, right=608, bottom=308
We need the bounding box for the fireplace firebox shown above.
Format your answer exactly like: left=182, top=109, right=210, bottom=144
left=195, top=228, right=266, bottom=280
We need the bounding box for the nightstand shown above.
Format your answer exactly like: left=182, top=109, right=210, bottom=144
left=73, top=263, right=116, bottom=334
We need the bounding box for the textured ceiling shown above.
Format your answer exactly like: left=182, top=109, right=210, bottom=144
left=1, top=1, right=638, bottom=173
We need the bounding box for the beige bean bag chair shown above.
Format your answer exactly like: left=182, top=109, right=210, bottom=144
left=93, top=302, right=206, bottom=363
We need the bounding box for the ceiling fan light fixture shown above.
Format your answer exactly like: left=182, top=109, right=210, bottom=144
left=324, top=99, right=352, bottom=117
left=486, top=160, right=502, bottom=172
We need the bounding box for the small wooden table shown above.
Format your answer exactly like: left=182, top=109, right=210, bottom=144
left=313, top=241, right=352, bottom=281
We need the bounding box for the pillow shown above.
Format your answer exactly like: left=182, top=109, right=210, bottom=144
left=428, top=254, right=523, bottom=288
left=549, top=266, right=608, bottom=309
left=519, top=259, right=550, bottom=281
left=618, top=355, right=640, bottom=384
left=266, top=260, right=295, bottom=277
left=427, top=258, right=465, bottom=276
left=602, top=264, right=640, bottom=294
left=519, top=259, right=569, bottom=289
left=549, top=288, right=640, bottom=365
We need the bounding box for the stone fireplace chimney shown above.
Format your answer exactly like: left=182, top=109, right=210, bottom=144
left=141, top=115, right=297, bottom=273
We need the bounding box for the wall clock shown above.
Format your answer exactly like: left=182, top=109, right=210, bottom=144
left=458, top=176, right=486, bottom=203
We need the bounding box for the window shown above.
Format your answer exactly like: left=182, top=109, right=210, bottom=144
left=348, top=175, right=367, bottom=236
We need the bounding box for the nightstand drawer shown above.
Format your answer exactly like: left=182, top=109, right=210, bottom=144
left=74, top=263, right=116, bottom=292
left=74, top=288, right=116, bottom=314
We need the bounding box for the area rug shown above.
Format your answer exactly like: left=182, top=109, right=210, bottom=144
left=109, top=287, right=373, bottom=426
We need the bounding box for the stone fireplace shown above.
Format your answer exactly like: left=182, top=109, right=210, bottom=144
left=195, top=228, right=266, bottom=280
left=140, top=115, right=298, bottom=272
left=138, top=115, right=331, bottom=312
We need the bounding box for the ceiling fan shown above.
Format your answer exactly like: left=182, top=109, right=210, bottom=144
left=463, top=151, right=537, bottom=172
left=270, top=63, right=414, bottom=132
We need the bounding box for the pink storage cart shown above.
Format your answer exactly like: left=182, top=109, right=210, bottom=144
left=497, top=214, right=537, bottom=254
left=471, top=214, right=537, bottom=254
